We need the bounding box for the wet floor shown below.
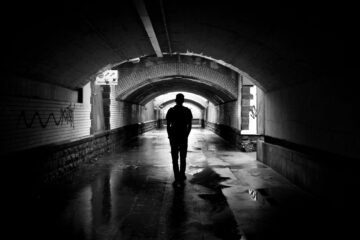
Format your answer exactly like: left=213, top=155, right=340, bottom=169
left=8, top=128, right=352, bottom=239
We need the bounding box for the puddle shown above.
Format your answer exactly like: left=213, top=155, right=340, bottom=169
left=207, top=145, right=217, bottom=151
left=124, top=165, right=140, bottom=169
left=248, top=188, right=278, bottom=206
left=190, top=164, right=231, bottom=169
left=197, top=192, right=243, bottom=240
left=218, top=154, right=231, bottom=157
left=190, top=167, right=230, bottom=190
left=230, top=164, right=267, bottom=169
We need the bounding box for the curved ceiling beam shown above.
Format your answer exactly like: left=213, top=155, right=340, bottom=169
left=113, top=54, right=240, bottom=100
left=158, top=99, right=206, bottom=110
left=112, top=53, right=256, bottom=87
left=117, top=77, right=236, bottom=105
left=154, top=92, right=208, bottom=108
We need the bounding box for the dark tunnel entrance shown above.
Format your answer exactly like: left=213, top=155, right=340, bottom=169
left=1, top=2, right=353, bottom=240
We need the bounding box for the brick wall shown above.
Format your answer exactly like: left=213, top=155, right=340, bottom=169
left=218, top=101, right=238, bottom=129
left=207, top=100, right=238, bottom=129
left=107, top=86, right=155, bottom=130
left=205, top=82, right=262, bottom=151
left=41, top=121, right=157, bottom=183
left=0, top=79, right=91, bottom=154
left=206, top=121, right=262, bottom=151
left=115, top=55, right=238, bottom=101
left=3, top=121, right=157, bottom=196
left=206, top=85, right=255, bottom=130
left=1, top=78, right=158, bottom=189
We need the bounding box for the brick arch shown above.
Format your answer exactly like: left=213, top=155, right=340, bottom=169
left=161, top=101, right=204, bottom=120
left=118, top=76, right=235, bottom=105
left=114, top=55, right=238, bottom=105
left=159, top=99, right=206, bottom=110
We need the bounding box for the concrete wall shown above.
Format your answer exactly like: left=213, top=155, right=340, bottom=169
left=258, top=74, right=359, bottom=202
left=257, top=139, right=357, bottom=206
left=265, top=78, right=358, bottom=159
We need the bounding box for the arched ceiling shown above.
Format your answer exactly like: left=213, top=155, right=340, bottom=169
left=119, top=77, right=235, bottom=105
left=114, top=54, right=239, bottom=105
left=5, top=2, right=343, bottom=91
left=159, top=99, right=206, bottom=110
left=154, top=92, right=208, bottom=108
left=161, top=102, right=203, bottom=119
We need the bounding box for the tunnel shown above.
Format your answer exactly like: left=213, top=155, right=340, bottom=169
left=1, top=1, right=354, bottom=240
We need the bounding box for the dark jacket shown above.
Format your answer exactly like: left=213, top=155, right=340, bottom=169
left=166, top=105, right=193, bottom=140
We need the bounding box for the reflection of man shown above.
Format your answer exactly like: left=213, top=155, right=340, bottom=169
left=166, top=94, right=193, bottom=185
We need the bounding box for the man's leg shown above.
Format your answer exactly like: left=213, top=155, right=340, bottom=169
left=170, top=140, right=180, bottom=181
left=179, top=140, right=188, bottom=180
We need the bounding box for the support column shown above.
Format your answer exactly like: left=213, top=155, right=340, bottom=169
left=201, top=108, right=205, bottom=128
left=90, top=82, right=106, bottom=134
left=237, top=74, right=243, bottom=131
left=102, top=85, right=111, bottom=130
left=156, top=108, right=162, bottom=128
left=241, top=85, right=252, bottom=131
left=256, top=87, right=265, bottom=135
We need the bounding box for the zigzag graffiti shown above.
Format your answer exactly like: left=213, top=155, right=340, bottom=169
left=16, top=105, right=75, bottom=129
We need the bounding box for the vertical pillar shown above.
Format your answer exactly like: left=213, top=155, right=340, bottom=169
left=256, top=86, right=265, bottom=135
left=237, top=74, right=243, bottom=131
left=156, top=108, right=161, bottom=128
left=241, top=85, right=252, bottom=131
left=102, top=85, right=111, bottom=130
left=90, top=82, right=106, bottom=134
left=201, top=108, right=205, bottom=128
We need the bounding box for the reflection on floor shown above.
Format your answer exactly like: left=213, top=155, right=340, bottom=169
left=13, top=128, right=350, bottom=239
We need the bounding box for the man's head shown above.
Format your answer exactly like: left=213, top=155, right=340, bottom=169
left=175, top=93, right=184, bottom=105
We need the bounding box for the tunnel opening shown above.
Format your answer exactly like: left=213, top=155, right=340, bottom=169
left=111, top=53, right=264, bottom=144
left=155, top=91, right=207, bottom=128
left=1, top=52, right=265, bottom=189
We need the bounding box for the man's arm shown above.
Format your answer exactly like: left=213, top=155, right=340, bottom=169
left=187, top=109, right=193, bottom=137
left=166, top=109, right=172, bottom=138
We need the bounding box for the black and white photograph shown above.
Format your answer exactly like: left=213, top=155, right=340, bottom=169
left=1, top=1, right=352, bottom=239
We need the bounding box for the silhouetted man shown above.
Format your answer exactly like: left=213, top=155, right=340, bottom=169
left=166, top=93, right=193, bottom=185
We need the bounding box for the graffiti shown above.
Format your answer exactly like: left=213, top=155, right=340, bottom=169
left=17, top=104, right=75, bottom=129
left=250, top=105, right=257, bottom=119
